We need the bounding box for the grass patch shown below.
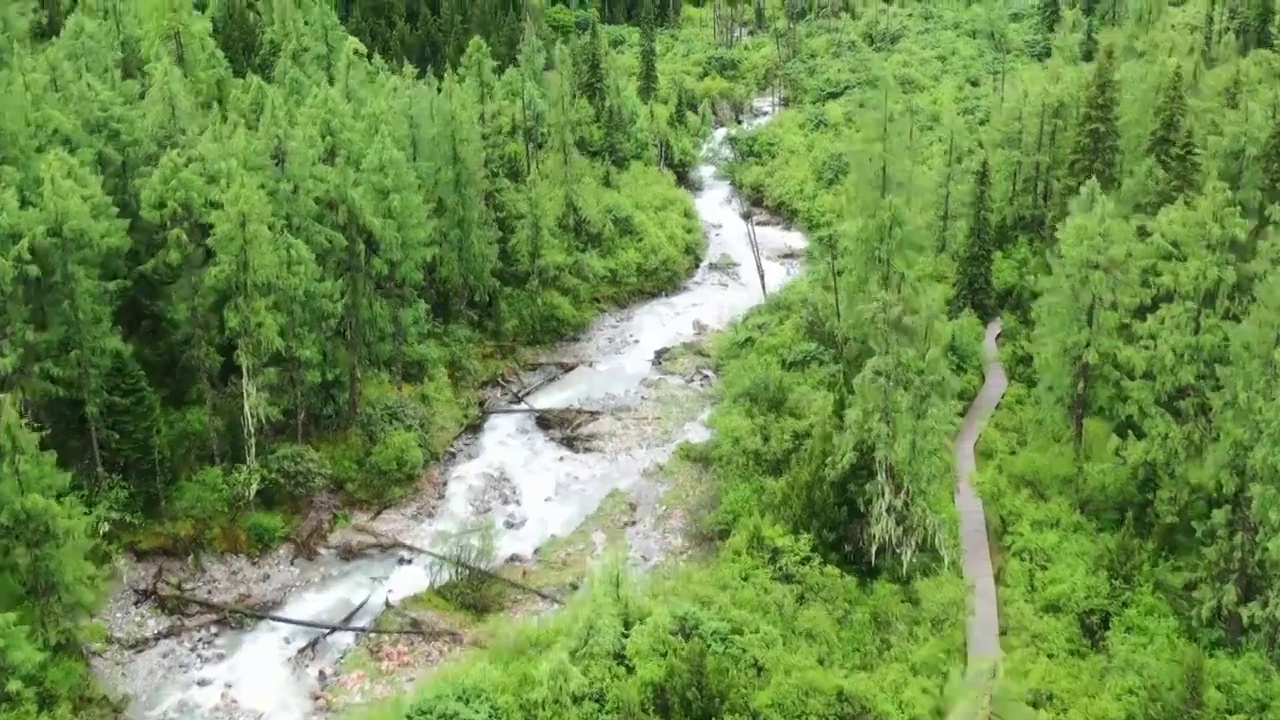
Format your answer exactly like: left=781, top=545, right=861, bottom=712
left=652, top=336, right=714, bottom=378
left=499, top=489, right=636, bottom=594
left=650, top=450, right=716, bottom=543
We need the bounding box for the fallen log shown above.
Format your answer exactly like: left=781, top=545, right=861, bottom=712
left=523, top=360, right=583, bottom=370
left=142, top=589, right=459, bottom=637
left=108, top=614, right=222, bottom=653
left=347, top=524, right=564, bottom=606
left=511, top=363, right=577, bottom=403
left=483, top=406, right=600, bottom=416
left=295, top=591, right=374, bottom=663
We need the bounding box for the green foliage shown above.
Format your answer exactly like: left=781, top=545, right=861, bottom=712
left=0, top=395, right=105, bottom=719
left=262, top=443, right=333, bottom=502
left=353, top=524, right=966, bottom=720
left=242, top=510, right=291, bottom=555
left=355, top=430, right=426, bottom=504
left=951, top=156, right=996, bottom=321
left=353, top=2, right=1280, bottom=718
left=1, top=0, right=725, bottom=553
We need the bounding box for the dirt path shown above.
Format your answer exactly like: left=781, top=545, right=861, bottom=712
left=953, top=318, right=1006, bottom=665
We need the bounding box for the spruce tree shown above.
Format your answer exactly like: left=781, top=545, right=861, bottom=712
left=1147, top=64, right=1200, bottom=204
left=950, top=156, right=996, bottom=321
left=638, top=0, right=658, bottom=104
left=1031, top=0, right=1061, bottom=61
left=576, top=14, right=607, bottom=117
left=1067, top=44, right=1120, bottom=194
left=1080, top=18, right=1098, bottom=62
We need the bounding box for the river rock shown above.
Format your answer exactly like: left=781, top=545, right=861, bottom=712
left=469, top=470, right=519, bottom=515
left=503, top=511, right=528, bottom=530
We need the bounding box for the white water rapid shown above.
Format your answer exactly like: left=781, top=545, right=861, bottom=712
left=133, top=99, right=805, bottom=720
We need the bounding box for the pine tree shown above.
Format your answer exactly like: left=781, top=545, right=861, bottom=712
left=576, top=13, right=607, bottom=117
left=1066, top=44, right=1119, bottom=194
left=1031, top=0, right=1061, bottom=61
left=1194, top=267, right=1280, bottom=647
left=951, top=156, right=996, bottom=321
left=17, top=151, right=130, bottom=489
left=1203, top=0, right=1218, bottom=60
left=1080, top=18, right=1098, bottom=62
left=0, top=393, right=102, bottom=716
left=205, top=158, right=289, bottom=470
left=1146, top=64, right=1200, bottom=204
left=638, top=0, right=658, bottom=103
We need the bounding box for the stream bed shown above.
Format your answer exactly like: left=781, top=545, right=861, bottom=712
left=95, top=99, right=806, bottom=720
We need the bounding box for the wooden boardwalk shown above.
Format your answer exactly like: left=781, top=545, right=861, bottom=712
left=954, top=318, right=1007, bottom=666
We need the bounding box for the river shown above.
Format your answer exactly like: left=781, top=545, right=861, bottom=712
left=104, top=98, right=805, bottom=720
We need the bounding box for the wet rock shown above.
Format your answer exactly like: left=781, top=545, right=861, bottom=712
left=751, top=209, right=784, bottom=227
left=692, top=319, right=709, bottom=335
left=536, top=409, right=602, bottom=453
left=503, top=512, right=528, bottom=530
left=196, top=675, right=213, bottom=687
left=469, top=470, right=518, bottom=515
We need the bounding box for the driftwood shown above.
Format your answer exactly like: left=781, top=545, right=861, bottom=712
left=344, top=524, right=564, bottom=606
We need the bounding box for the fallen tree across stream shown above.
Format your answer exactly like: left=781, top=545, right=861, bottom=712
left=338, top=524, right=565, bottom=606
left=482, top=406, right=600, bottom=416
left=135, top=586, right=462, bottom=638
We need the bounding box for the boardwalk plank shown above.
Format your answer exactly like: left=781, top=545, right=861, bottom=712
left=953, top=318, right=1007, bottom=667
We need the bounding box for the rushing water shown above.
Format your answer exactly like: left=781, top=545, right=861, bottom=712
left=136, top=100, right=805, bottom=720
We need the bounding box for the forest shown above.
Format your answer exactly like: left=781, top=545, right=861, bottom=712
left=4, top=0, right=1280, bottom=718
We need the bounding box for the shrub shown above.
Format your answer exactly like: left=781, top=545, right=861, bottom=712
left=242, top=511, right=290, bottom=556
left=347, top=429, right=425, bottom=504
left=262, top=443, right=333, bottom=503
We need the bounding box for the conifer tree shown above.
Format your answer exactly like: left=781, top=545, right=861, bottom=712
left=206, top=161, right=289, bottom=469
left=1066, top=44, right=1119, bottom=194
left=1031, top=0, right=1061, bottom=60
left=1194, top=268, right=1280, bottom=647
left=576, top=14, right=607, bottom=117
left=1128, top=182, right=1247, bottom=537
left=1080, top=18, right=1098, bottom=62
left=950, top=156, right=996, bottom=321
left=1247, top=0, right=1275, bottom=51
left=1033, top=181, right=1140, bottom=455
left=1146, top=63, right=1200, bottom=204
left=0, top=393, right=102, bottom=717
left=1262, top=112, right=1280, bottom=225
left=17, top=152, right=130, bottom=488
left=638, top=0, right=658, bottom=103
left=1203, top=0, right=1218, bottom=60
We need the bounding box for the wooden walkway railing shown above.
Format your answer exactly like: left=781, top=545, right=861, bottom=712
left=953, top=318, right=1007, bottom=666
